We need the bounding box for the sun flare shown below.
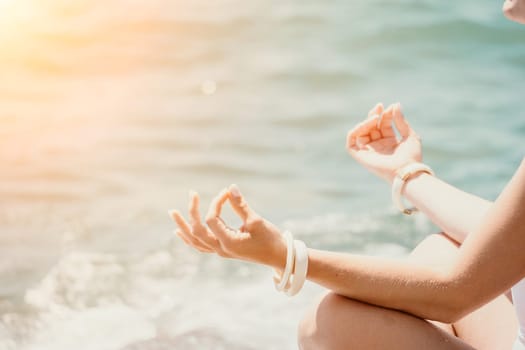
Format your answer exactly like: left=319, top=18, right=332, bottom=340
left=0, top=0, right=15, bottom=8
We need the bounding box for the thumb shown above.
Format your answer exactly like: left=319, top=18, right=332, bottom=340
left=227, top=184, right=256, bottom=221
left=392, top=103, right=415, bottom=139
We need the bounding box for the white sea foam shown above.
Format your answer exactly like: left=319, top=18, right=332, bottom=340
left=0, top=209, right=431, bottom=349
left=6, top=248, right=325, bottom=349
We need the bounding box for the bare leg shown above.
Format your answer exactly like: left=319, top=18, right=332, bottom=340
left=298, top=233, right=518, bottom=350
left=298, top=292, right=474, bottom=350
left=409, top=233, right=518, bottom=350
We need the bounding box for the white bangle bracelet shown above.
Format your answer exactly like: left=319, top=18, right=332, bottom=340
left=273, top=231, right=295, bottom=292
left=391, top=162, right=434, bottom=215
left=286, top=240, right=309, bottom=297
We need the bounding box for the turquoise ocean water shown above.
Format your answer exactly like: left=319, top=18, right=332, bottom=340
left=0, top=1, right=524, bottom=349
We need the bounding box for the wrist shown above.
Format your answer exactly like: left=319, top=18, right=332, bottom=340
left=391, top=162, right=434, bottom=215
left=384, top=159, right=424, bottom=186
left=270, top=233, right=309, bottom=297
left=266, top=234, right=288, bottom=270
left=401, top=171, right=431, bottom=196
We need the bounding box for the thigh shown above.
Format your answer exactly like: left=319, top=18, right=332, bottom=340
left=408, top=233, right=518, bottom=350
left=299, top=292, right=475, bottom=350
left=454, top=295, right=517, bottom=350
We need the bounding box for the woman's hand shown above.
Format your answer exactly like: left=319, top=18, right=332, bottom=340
left=170, top=185, right=287, bottom=270
left=503, top=0, right=525, bottom=24
left=347, top=102, right=423, bottom=183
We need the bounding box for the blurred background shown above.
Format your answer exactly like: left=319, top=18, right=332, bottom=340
left=0, top=0, right=523, bottom=349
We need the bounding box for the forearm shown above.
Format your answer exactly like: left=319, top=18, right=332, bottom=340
left=402, top=172, right=492, bottom=243
left=303, top=162, right=525, bottom=324
left=306, top=248, right=459, bottom=322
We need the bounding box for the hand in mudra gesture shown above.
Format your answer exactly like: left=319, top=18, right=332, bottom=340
left=347, top=103, right=423, bottom=183
left=170, top=185, right=286, bottom=269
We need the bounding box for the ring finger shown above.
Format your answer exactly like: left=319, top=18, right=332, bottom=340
left=175, top=229, right=214, bottom=253
left=172, top=210, right=214, bottom=252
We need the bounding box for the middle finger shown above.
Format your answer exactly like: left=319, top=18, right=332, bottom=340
left=188, top=190, right=202, bottom=227
left=189, top=191, right=221, bottom=249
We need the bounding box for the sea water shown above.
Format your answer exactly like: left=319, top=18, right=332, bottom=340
left=0, top=0, right=524, bottom=349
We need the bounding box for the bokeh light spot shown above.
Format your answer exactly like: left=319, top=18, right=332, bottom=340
left=201, top=80, right=217, bottom=95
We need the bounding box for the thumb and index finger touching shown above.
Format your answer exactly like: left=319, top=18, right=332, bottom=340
left=204, top=188, right=233, bottom=242
left=347, top=102, right=419, bottom=160
left=375, top=102, right=416, bottom=140
left=360, top=102, right=417, bottom=141
left=227, top=184, right=256, bottom=222
left=204, top=184, right=257, bottom=240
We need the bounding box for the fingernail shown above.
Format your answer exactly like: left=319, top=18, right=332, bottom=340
left=397, top=102, right=402, bottom=112
left=168, top=209, right=178, bottom=218
left=229, top=184, right=241, bottom=198
left=189, top=190, right=197, bottom=199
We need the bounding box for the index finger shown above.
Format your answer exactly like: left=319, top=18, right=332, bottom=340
left=227, top=184, right=256, bottom=222
left=205, top=189, right=231, bottom=238
left=206, top=188, right=229, bottom=219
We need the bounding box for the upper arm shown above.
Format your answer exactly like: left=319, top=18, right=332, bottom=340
left=446, top=159, right=525, bottom=320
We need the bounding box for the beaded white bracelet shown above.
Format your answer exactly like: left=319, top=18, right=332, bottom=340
left=285, top=240, right=309, bottom=297
left=391, top=162, right=434, bottom=215
left=273, top=231, right=295, bottom=292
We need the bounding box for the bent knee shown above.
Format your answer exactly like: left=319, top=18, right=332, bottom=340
left=297, top=307, right=315, bottom=350
left=298, top=292, right=369, bottom=350
left=408, top=232, right=459, bottom=268
left=298, top=292, right=339, bottom=350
